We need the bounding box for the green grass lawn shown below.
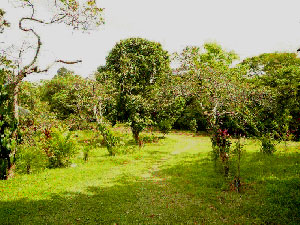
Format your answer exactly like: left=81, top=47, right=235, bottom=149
left=0, top=132, right=299, bottom=224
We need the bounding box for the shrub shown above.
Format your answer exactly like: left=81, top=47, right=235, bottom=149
left=260, top=134, right=276, bottom=154
left=189, top=118, right=198, bottom=133
left=210, top=128, right=232, bottom=177
left=157, top=120, right=172, bottom=135
left=140, top=133, right=160, bottom=144
left=97, top=123, right=123, bottom=156
left=15, top=144, right=48, bottom=174
left=82, top=145, right=90, bottom=162
left=40, top=126, right=77, bottom=168
left=65, top=114, right=95, bottom=131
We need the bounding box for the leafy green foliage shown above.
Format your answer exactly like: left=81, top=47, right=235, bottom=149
left=139, top=132, right=160, bottom=144
left=242, top=53, right=300, bottom=140
left=97, top=38, right=171, bottom=144
left=97, top=122, right=122, bottom=156
left=173, top=42, right=272, bottom=137
left=153, top=96, right=186, bottom=135
left=41, top=72, right=99, bottom=124
left=82, top=145, right=90, bottom=161
left=241, top=52, right=300, bottom=76
left=18, top=81, right=40, bottom=112
left=40, top=126, right=77, bottom=168
left=0, top=65, right=17, bottom=179
left=15, top=143, right=48, bottom=174
left=199, top=42, right=239, bottom=67
left=260, top=134, right=276, bottom=154
left=102, top=38, right=170, bottom=92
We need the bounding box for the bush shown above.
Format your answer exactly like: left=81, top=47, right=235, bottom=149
left=97, top=123, right=123, bottom=156
left=15, top=144, right=48, bottom=174
left=65, top=114, right=95, bottom=131
left=210, top=129, right=232, bottom=177
left=40, top=127, right=77, bottom=168
left=260, top=134, right=276, bottom=154
left=189, top=118, right=198, bottom=133
left=140, top=133, right=160, bottom=144
left=157, top=120, right=173, bottom=135
left=81, top=145, right=90, bottom=162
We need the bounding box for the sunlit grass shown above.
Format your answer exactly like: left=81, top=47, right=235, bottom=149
left=0, top=131, right=299, bottom=224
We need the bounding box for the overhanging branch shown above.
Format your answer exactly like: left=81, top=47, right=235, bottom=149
left=24, top=59, right=83, bottom=75
left=55, top=59, right=82, bottom=64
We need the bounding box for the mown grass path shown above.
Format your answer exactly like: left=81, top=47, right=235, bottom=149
left=0, top=133, right=299, bottom=224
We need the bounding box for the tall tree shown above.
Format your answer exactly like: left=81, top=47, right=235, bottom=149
left=242, top=53, right=300, bottom=140
left=172, top=43, right=247, bottom=133
left=172, top=43, right=272, bottom=178
left=0, top=0, right=104, bottom=179
left=41, top=72, right=100, bottom=123
left=97, top=37, right=171, bottom=145
left=0, top=61, right=16, bottom=179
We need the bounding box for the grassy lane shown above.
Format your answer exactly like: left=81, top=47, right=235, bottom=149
left=0, top=133, right=299, bottom=224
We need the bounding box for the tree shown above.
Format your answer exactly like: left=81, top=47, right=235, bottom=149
left=241, top=52, right=300, bottom=77
left=172, top=42, right=272, bottom=180
left=0, top=62, right=17, bottom=179
left=0, top=0, right=104, bottom=179
left=241, top=53, right=300, bottom=140
left=56, top=67, right=75, bottom=77
left=0, top=9, right=10, bottom=33
left=42, top=72, right=100, bottom=125
left=1, top=0, right=103, bottom=121
left=97, top=37, right=171, bottom=145
left=172, top=43, right=246, bottom=133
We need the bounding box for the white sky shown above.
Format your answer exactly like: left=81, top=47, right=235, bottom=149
left=1, top=0, right=300, bottom=81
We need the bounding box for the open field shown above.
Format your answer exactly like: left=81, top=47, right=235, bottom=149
left=1, top=1, right=300, bottom=224
left=1, top=132, right=300, bottom=224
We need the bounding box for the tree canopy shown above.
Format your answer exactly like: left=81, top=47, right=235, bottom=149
left=242, top=53, right=300, bottom=140
left=97, top=37, right=171, bottom=144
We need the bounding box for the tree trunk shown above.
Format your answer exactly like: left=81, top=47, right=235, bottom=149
left=13, top=83, right=19, bottom=124
left=132, top=128, right=142, bottom=147
left=6, top=83, right=20, bottom=179
left=220, top=151, right=229, bottom=177
left=0, top=158, right=9, bottom=180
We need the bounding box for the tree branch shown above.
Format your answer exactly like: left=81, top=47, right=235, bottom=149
left=13, top=0, right=102, bottom=83
left=35, top=59, right=82, bottom=74
left=25, top=0, right=35, bottom=18
left=18, top=17, right=41, bottom=81
left=55, top=59, right=82, bottom=64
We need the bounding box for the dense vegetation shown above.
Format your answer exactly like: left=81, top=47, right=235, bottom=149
left=0, top=0, right=300, bottom=223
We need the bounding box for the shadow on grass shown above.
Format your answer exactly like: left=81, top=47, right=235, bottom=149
left=1, top=152, right=299, bottom=224
left=239, top=152, right=300, bottom=224
left=0, top=180, right=211, bottom=224
left=156, top=151, right=300, bottom=224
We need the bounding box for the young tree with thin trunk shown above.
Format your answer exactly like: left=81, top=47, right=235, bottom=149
left=173, top=43, right=272, bottom=186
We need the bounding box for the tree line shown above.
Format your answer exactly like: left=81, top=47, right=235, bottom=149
left=1, top=0, right=299, bottom=180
